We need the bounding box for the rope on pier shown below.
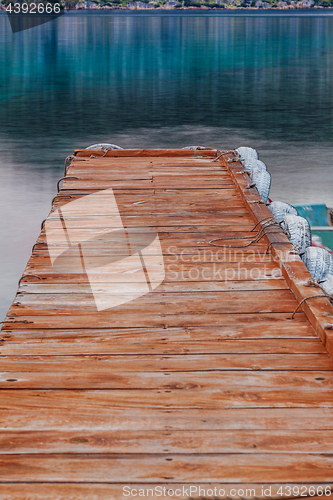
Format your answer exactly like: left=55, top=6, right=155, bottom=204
left=264, top=241, right=299, bottom=256
left=64, top=155, right=86, bottom=176
left=291, top=278, right=333, bottom=319
left=212, top=150, right=233, bottom=162
left=182, top=146, right=213, bottom=150
left=208, top=217, right=281, bottom=248
left=18, top=274, right=42, bottom=286
left=57, top=176, right=80, bottom=192
left=291, top=295, right=330, bottom=319
left=32, top=241, right=55, bottom=253
left=89, top=145, right=122, bottom=159
left=64, top=155, right=75, bottom=176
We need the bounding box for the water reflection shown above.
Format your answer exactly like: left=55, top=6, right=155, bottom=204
left=0, top=13, right=332, bottom=317
left=1, top=14, right=333, bottom=140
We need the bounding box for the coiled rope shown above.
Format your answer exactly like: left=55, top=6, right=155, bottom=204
left=208, top=217, right=281, bottom=248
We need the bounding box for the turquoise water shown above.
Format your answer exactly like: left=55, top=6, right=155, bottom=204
left=0, top=11, right=333, bottom=317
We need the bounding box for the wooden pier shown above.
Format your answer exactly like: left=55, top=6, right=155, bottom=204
left=1, top=148, right=333, bottom=499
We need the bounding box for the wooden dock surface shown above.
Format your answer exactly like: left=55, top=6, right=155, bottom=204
left=1, top=148, right=333, bottom=499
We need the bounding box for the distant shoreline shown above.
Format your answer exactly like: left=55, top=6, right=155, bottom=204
left=69, top=7, right=333, bottom=10
left=1, top=6, right=333, bottom=12
left=67, top=6, right=333, bottom=11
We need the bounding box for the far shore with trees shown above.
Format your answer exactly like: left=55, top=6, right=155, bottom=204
left=1, top=0, right=333, bottom=10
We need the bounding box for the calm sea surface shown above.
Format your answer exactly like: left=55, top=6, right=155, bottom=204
left=0, top=11, right=333, bottom=318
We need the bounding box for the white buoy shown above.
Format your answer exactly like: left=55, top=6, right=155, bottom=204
left=280, top=215, right=311, bottom=255
left=87, top=143, right=123, bottom=150
left=250, top=167, right=271, bottom=204
left=301, top=246, right=333, bottom=280
left=235, top=147, right=258, bottom=162
left=268, top=201, right=298, bottom=224
left=257, top=160, right=267, bottom=171
left=242, top=157, right=258, bottom=172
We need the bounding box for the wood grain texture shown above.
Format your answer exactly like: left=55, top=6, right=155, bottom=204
left=1, top=429, right=333, bottom=454
left=1, top=353, right=332, bottom=372
left=1, top=388, right=333, bottom=409
left=1, top=407, right=333, bottom=431
left=1, top=149, right=333, bottom=493
left=0, top=453, right=333, bottom=482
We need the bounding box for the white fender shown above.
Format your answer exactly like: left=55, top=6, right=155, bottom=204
left=250, top=166, right=271, bottom=204
left=235, top=147, right=258, bottom=162
left=87, top=143, right=123, bottom=150
left=257, top=160, right=267, bottom=171
left=242, top=157, right=258, bottom=172
left=268, top=201, right=298, bottom=224
left=280, top=215, right=311, bottom=255
left=301, top=246, right=333, bottom=281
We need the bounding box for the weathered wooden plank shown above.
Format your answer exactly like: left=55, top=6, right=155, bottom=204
left=8, top=290, right=298, bottom=316
left=1, top=367, right=332, bottom=389
left=36, top=233, right=269, bottom=254
left=68, top=163, right=226, bottom=172
left=1, top=407, right=332, bottom=431
left=1, top=387, right=333, bottom=409
left=5, top=313, right=313, bottom=331
left=60, top=178, right=153, bottom=190
left=18, top=280, right=290, bottom=294
left=68, top=172, right=234, bottom=182
left=54, top=190, right=235, bottom=201
left=68, top=161, right=225, bottom=168
left=0, top=453, right=332, bottom=482
left=1, top=368, right=332, bottom=389
left=152, top=177, right=234, bottom=189
left=61, top=179, right=234, bottom=190
left=1, top=315, right=314, bottom=337
left=1, top=312, right=312, bottom=333
left=0, top=339, right=323, bottom=356
left=1, top=354, right=331, bottom=373
left=28, top=246, right=274, bottom=262
left=50, top=203, right=248, bottom=216
left=75, top=148, right=218, bottom=158
left=0, top=328, right=324, bottom=351
left=0, top=317, right=316, bottom=340
left=55, top=189, right=235, bottom=199
left=44, top=212, right=254, bottom=227
left=51, top=202, right=248, bottom=215
left=2, top=429, right=333, bottom=454
left=39, top=224, right=256, bottom=234
left=75, top=158, right=223, bottom=165
left=22, top=262, right=281, bottom=284
left=73, top=151, right=218, bottom=161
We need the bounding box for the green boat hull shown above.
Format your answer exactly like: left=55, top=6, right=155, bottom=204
left=311, top=229, right=333, bottom=252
